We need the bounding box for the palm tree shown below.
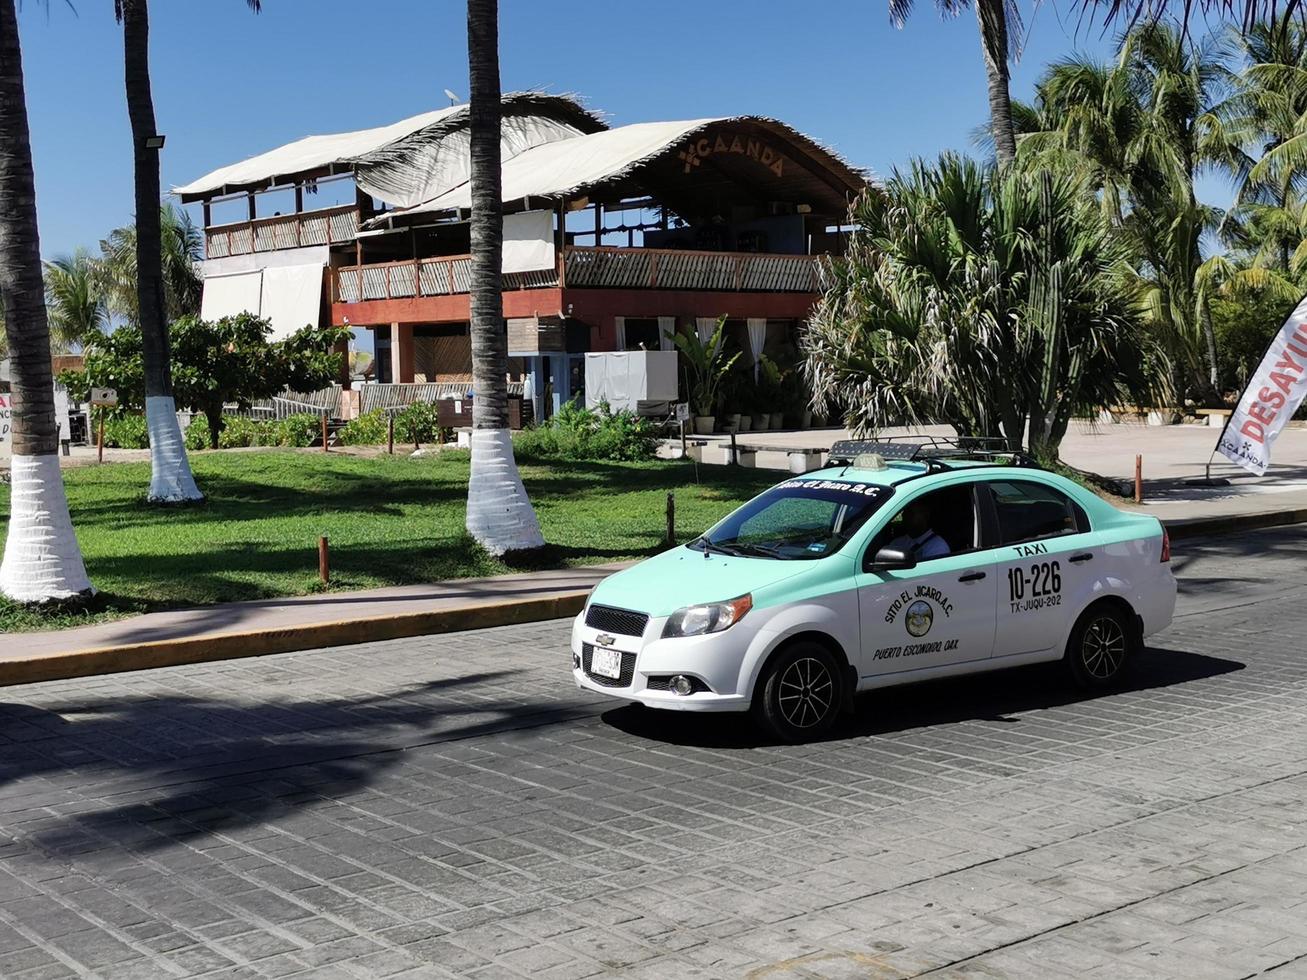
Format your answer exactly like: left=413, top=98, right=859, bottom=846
left=1016, top=25, right=1242, bottom=399
left=0, top=0, right=94, bottom=602
left=803, top=154, right=1158, bottom=459
left=97, top=203, right=203, bottom=323
left=115, top=0, right=207, bottom=502
left=44, top=250, right=109, bottom=352
left=463, top=0, right=544, bottom=555
left=892, top=0, right=1021, bottom=164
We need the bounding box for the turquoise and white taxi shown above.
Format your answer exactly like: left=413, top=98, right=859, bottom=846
left=572, top=440, right=1177, bottom=741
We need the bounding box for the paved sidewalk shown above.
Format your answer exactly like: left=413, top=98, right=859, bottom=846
left=0, top=527, right=1305, bottom=978
left=4, top=566, right=625, bottom=683
left=687, top=421, right=1307, bottom=524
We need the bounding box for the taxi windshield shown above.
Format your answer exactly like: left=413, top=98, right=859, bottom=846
left=691, top=477, right=893, bottom=561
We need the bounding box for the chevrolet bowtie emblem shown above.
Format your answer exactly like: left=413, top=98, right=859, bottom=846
left=595, top=633, right=616, bottom=647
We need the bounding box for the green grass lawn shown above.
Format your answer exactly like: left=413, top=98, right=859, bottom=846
left=0, top=449, right=778, bottom=632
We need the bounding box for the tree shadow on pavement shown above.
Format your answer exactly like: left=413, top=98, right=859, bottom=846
left=0, top=670, right=599, bottom=856
left=603, top=645, right=1246, bottom=750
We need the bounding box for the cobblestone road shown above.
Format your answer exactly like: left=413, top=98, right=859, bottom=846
left=3, top=528, right=1307, bottom=979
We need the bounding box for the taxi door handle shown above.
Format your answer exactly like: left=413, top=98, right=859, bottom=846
left=1069, top=553, right=1094, bottom=563
left=958, top=571, right=987, bottom=582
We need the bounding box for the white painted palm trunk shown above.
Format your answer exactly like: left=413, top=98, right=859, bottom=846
left=0, top=454, right=94, bottom=601
left=146, top=396, right=203, bottom=503
left=466, top=428, right=544, bottom=555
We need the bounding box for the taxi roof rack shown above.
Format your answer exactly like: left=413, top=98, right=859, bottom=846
left=827, top=435, right=1041, bottom=471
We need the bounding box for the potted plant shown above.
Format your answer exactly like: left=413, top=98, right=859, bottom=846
left=756, top=355, right=786, bottom=430
left=672, top=315, right=741, bottom=435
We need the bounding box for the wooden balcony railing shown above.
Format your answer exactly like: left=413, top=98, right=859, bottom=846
left=564, top=246, right=826, bottom=292
left=333, top=245, right=828, bottom=303
left=333, top=254, right=560, bottom=303
left=205, top=205, right=359, bottom=259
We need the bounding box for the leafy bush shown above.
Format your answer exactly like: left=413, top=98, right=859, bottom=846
left=396, top=401, right=442, bottom=445
left=184, top=415, right=209, bottom=451
left=338, top=409, right=389, bottom=446
left=275, top=413, right=322, bottom=448
left=515, top=402, right=657, bottom=462
left=100, top=412, right=149, bottom=449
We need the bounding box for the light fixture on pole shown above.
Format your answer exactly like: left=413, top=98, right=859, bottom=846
left=143, top=134, right=166, bottom=149
left=444, top=89, right=460, bottom=106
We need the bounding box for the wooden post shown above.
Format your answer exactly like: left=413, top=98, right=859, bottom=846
left=321, top=414, right=329, bottom=452
left=665, top=492, right=675, bottom=547
left=729, top=430, right=738, bottom=466
left=318, top=536, right=330, bottom=584
left=1134, top=454, right=1143, bottom=504
left=97, top=409, right=105, bottom=464
left=387, top=413, right=395, bottom=455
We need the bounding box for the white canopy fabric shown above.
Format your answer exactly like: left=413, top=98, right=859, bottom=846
left=373, top=120, right=716, bottom=222
left=198, top=265, right=323, bottom=341
left=356, top=115, right=589, bottom=209
left=200, top=271, right=262, bottom=323
left=260, top=264, right=325, bottom=340
left=174, top=108, right=460, bottom=198
left=585, top=351, right=678, bottom=415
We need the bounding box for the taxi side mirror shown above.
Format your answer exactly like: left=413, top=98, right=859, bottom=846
left=867, top=545, right=916, bottom=572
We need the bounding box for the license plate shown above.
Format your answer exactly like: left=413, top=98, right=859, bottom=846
left=591, top=647, right=622, bottom=679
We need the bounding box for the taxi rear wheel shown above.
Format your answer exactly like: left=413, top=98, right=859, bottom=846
left=753, top=643, right=843, bottom=743
left=1065, top=604, right=1133, bottom=690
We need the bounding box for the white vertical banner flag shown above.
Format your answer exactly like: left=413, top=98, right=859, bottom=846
left=1218, top=293, right=1307, bottom=475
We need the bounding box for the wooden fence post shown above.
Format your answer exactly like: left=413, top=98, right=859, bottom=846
left=387, top=414, right=395, bottom=455
left=1134, top=454, right=1143, bottom=504
left=318, top=536, right=330, bottom=584
left=666, top=492, right=675, bottom=547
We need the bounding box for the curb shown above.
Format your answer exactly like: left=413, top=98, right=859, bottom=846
left=1, top=592, right=588, bottom=689
left=1163, top=508, right=1307, bottom=541
left=4, top=508, right=1305, bottom=689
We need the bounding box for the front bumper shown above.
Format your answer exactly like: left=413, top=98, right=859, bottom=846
left=570, top=613, right=753, bottom=713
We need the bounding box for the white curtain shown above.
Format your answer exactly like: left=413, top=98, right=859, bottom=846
left=200, top=271, right=262, bottom=323
left=695, top=317, right=717, bottom=345
left=614, top=316, right=628, bottom=351
left=260, top=264, right=325, bottom=341
left=658, top=316, right=676, bottom=352
left=502, top=209, right=555, bottom=273
left=747, top=318, right=767, bottom=380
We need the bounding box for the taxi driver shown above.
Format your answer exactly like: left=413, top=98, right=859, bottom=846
left=891, top=498, right=950, bottom=559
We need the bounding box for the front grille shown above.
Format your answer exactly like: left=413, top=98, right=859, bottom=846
left=581, top=643, right=636, bottom=688
left=585, top=604, right=649, bottom=637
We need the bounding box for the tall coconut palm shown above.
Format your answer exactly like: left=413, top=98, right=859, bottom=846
left=892, top=0, right=1021, bottom=164
left=463, top=0, right=543, bottom=555
left=44, top=250, right=109, bottom=352
left=97, top=203, right=203, bottom=323
left=803, top=154, right=1158, bottom=459
left=115, top=0, right=205, bottom=502
left=0, top=0, right=94, bottom=602
left=1016, top=25, right=1243, bottom=399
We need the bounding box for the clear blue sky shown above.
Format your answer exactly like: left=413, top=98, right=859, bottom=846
left=16, top=0, right=1231, bottom=259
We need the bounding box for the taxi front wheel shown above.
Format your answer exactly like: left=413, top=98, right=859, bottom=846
left=1065, top=604, right=1134, bottom=690
left=752, top=643, right=843, bottom=743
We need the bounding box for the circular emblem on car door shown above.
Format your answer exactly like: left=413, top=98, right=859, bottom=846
left=905, top=600, right=934, bottom=637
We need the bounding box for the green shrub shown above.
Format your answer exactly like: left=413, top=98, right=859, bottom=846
left=184, top=415, right=210, bottom=450
left=100, top=412, right=149, bottom=449
left=274, top=412, right=322, bottom=448
left=515, top=402, right=657, bottom=462
left=338, top=409, right=389, bottom=446
left=396, top=401, right=442, bottom=445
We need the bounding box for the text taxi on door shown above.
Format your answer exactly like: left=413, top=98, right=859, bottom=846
left=572, top=438, right=1177, bottom=741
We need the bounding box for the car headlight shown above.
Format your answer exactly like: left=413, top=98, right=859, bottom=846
left=663, top=594, right=752, bottom=638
